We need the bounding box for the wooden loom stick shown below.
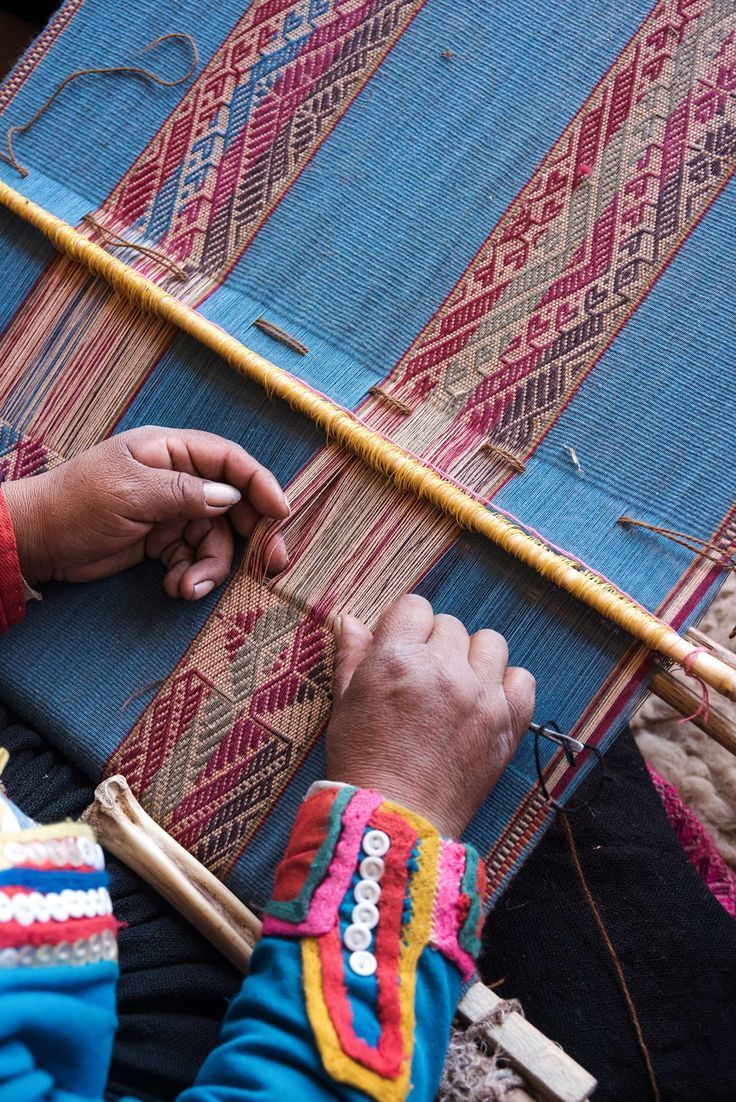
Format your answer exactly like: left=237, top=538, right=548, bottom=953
left=1, top=178, right=735, bottom=702
left=650, top=670, right=736, bottom=756
left=81, top=775, right=597, bottom=1102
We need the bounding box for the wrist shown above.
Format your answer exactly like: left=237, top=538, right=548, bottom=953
left=325, top=769, right=463, bottom=839
left=2, top=476, right=54, bottom=587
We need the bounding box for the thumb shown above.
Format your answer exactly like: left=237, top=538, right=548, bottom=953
left=142, top=469, right=242, bottom=522
left=332, top=614, right=372, bottom=698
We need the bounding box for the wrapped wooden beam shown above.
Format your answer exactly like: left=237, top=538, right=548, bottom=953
left=82, top=775, right=597, bottom=1101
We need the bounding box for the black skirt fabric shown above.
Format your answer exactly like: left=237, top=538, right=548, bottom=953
left=0, top=705, right=734, bottom=1101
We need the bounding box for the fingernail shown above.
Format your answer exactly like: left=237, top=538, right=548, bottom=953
left=282, top=492, right=291, bottom=516
left=193, top=580, right=216, bottom=599
left=204, top=482, right=241, bottom=508
left=333, top=614, right=342, bottom=641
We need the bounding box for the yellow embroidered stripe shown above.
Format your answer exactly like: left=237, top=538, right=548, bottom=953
left=301, top=805, right=440, bottom=1101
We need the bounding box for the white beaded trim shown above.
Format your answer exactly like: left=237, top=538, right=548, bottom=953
left=0, top=928, right=118, bottom=968
left=0, top=887, right=113, bottom=925
left=1, top=837, right=104, bottom=871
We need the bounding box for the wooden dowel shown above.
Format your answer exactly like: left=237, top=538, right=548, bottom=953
left=650, top=669, right=736, bottom=756
left=685, top=627, right=736, bottom=673
left=82, top=777, right=597, bottom=1100
left=458, top=983, right=597, bottom=1102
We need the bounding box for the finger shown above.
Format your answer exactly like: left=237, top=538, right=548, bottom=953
left=121, top=427, right=290, bottom=521
left=332, top=614, right=372, bottom=698
left=503, top=666, right=536, bottom=740
left=146, top=519, right=194, bottom=561
left=468, top=628, right=509, bottom=682
left=177, top=517, right=234, bottom=600
left=427, top=613, right=470, bottom=657
left=373, top=594, right=434, bottom=645
left=262, top=530, right=289, bottom=575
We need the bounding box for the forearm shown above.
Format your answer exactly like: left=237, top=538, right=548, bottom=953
left=183, top=785, right=484, bottom=1102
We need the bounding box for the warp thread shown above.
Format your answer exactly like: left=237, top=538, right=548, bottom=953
left=1, top=176, right=735, bottom=704
left=82, top=215, right=186, bottom=280
left=0, top=33, right=198, bottom=178
left=560, top=813, right=661, bottom=1102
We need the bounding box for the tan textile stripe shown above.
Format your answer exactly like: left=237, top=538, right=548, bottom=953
left=484, top=504, right=736, bottom=898
left=108, top=1, right=736, bottom=877
left=0, top=0, right=426, bottom=454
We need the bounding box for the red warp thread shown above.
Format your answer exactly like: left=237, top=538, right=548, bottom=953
left=678, top=647, right=710, bottom=726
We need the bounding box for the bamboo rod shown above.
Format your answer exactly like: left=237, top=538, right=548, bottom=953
left=650, top=669, right=736, bottom=756
left=2, top=177, right=735, bottom=701
left=81, top=775, right=596, bottom=1101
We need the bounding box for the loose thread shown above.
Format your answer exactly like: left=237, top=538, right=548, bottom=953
left=368, top=385, right=412, bottom=415
left=678, top=646, right=710, bottom=725
left=619, top=515, right=736, bottom=574
left=479, top=442, right=526, bottom=474
left=560, top=814, right=661, bottom=1102
left=253, top=317, right=309, bottom=356
left=82, top=214, right=186, bottom=280
left=0, top=33, right=198, bottom=177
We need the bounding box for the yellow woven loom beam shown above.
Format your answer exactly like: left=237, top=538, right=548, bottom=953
left=1, top=177, right=734, bottom=702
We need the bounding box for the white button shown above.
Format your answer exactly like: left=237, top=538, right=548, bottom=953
left=344, top=922, right=372, bottom=951
left=363, top=829, right=390, bottom=857
left=53, top=942, right=71, bottom=966
left=352, top=901, right=379, bottom=929
left=48, top=840, right=67, bottom=867
left=359, top=856, right=384, bottom=882
left=17, top=946, right=35, bottom=967
left=0, top=893, right=12, bottom=922
left=67, top=841, right=83, bottom=868
left=34, top=944, right=54, bottom=968
left=82, top=890, right=97, bottom=919
left=13, top=895, right=34, bottom=926
left=354, top=879, right=381, bottom=905
left=94, top=845, right=105, bottom=872
left=100, top=888, right=113, bottom=916
left=349, top=950, right=377, bottom=977
left=64, top=889, right=84, bottom=919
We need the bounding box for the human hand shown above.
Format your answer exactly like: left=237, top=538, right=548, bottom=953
left=3, top=426, right=290, bottom=599
left=326, top=595, right=535, bottom=838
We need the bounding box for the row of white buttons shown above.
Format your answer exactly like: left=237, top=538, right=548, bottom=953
left=0, top=929, right=118, bottom=969
left=3, top=837, right=104, bottom=871
left=0, top=887, right=113, bottom=926
left=347, top=830, right=391, bottom=977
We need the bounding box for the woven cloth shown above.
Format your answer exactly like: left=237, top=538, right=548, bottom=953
left=0, top=0, right=734, bottom=911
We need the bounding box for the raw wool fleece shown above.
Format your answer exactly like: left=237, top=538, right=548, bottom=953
left=633, top=574, right=736, bottom=869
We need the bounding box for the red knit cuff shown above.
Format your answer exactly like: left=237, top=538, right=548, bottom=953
left=0, top=488, right=26, bottom=632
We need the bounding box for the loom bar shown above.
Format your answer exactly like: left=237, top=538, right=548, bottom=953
left=1, top=178, right=735, bottom=701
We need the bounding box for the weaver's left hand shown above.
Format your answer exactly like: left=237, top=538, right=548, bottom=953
left=3, top=426, right=290, bottom=600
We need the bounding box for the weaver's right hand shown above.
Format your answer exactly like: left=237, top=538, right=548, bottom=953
left=326, top=595, right=535, bottom=839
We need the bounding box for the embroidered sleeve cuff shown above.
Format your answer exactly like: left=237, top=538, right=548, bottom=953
left=0, top=791, right=118, bottom=969
left=0, top=489, right=26, bottom=632
left=262, top=787, right=485, bottom=1099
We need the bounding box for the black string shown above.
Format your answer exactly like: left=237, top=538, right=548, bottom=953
left=533, top=722, right=606, bottom=813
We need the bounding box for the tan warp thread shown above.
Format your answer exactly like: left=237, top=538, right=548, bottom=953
left=1, top=177, right=735, bottom=700
left=0, top=33, right=198, bottom=178
left=82, top=214, right=186, bottom=280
